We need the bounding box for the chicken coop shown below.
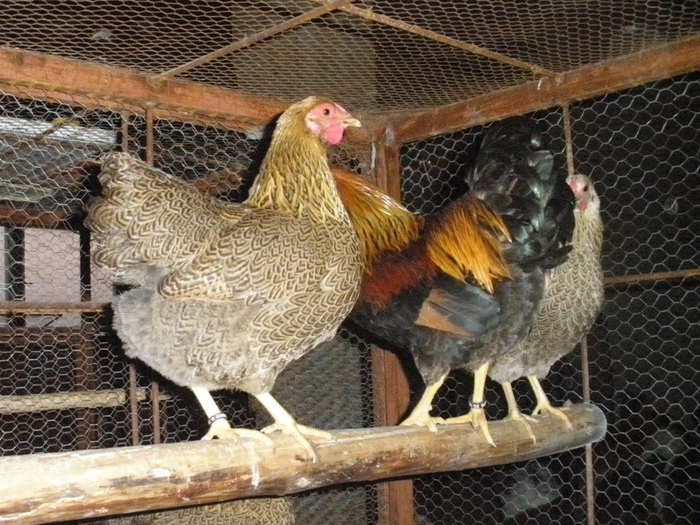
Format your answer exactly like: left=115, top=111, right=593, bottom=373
left=0, top=1, right=698, bottom=524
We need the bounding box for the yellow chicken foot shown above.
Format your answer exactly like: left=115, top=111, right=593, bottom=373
left=191, top=386, right=274, bottom=446
left=445, top=362, right=495, bottom=446
left=400, top=375, right=448, bottom=432
left=527, top=376, right=574, bottom=430
left=255, top=392, right=333, bottom=463
left=500, top=381, right=537, bottom=444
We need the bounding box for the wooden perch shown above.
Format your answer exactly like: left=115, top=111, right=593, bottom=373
left=0, top=388, right=167, bottom=415
left=0, top=403, right=605, bottom=524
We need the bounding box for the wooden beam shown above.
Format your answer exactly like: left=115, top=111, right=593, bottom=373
left=151, top=0, right=355, bottom=81
left=369, top=132, right=415, bottom=525
left=372, top=127, right=402, bottom=201
left=0, top=47, right=286, bottom=132
left=339, top=4, right=555, bottom=77
left=0, top=388, right=157, bottom=415
left=369, top=135, right=411, bottom=429
left=604, top=268, right=700, bottom=287
left=371, top=346, right=414, bottom=525
left=0, top=47, right=384, bottom=139
left=0, top=404, right=605, bottom=524
left=0, top=206, right=77, bottom=230
left=0, top=301, right=107, bottom=314
left=392, top=35, right=700, bottom=143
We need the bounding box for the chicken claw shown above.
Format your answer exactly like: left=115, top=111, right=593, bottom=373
left=255, top=392, right=332, bottom=462
left=261, top=422, right=333, bottom=462
left=400, top=413, right=447, bottom=433
left=446, top=407, right=495, bottom=447
left=202, top=417, right=275, bottom=447
left=444, top=362, right=495, bottom=446
left=532, top=402, right=574, bottom=430
left=400, top=375, right=448, bottom=433
left=501, top=381, right=537, bottom=444
left=529, top=376, right=574, bottom=430
left=192, top=387, right=274, bottom=446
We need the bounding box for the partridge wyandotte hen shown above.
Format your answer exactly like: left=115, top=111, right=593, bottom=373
left=86, top=96, right=363, bottom=461
left=489, top=173, right=604, bottom=441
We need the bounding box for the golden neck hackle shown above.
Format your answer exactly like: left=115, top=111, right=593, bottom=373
left=247, top=114, right=347, bottom=224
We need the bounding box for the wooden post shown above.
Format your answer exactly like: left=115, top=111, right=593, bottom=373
left=3, top=227, right=25, bottom=327
left=75, top=227, right=98, bottom=450
left=370, top=126, right=415, bottom=525
left=0, top=404, right=606, bottom=525
left=144, top=103, right=163, bottom=445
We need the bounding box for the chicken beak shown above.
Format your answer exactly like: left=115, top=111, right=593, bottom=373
left=343, top=116, right=362, bottom=128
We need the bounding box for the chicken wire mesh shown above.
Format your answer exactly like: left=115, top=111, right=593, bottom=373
left=0, top=4, right=696, bottom=519
left=0, top=1, right=698, bottom=113
left=0, top=87, right=380, bottom=525
left=400, top=72, right=699, bottom=524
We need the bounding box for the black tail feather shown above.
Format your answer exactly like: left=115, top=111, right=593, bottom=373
left=466, top=117, right=575, bottom=270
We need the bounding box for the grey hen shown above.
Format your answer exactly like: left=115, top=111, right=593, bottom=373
left=489, top=173, right=604, bottom=440
left=86, top=97, right=363, bottom=461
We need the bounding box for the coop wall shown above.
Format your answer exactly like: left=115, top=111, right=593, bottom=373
left=0, top=70, right=698, bottom=525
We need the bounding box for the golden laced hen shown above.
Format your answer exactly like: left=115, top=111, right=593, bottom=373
left=489, top=173, right=604, bottom=441
left=86, top=96, right=363, bottom=461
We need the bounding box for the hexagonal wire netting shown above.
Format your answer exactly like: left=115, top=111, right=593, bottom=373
left=400, top=71, right=699, bottom=524
left=0, top=1, right=698, bottom=114
left=0, top=69, right=697, bottom=525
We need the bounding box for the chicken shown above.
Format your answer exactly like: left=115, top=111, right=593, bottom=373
left=86, top=96, right=363, bottom=461
left=344, top=119, right=575, bottom=445
left=489, top=173, right=603, bottom=440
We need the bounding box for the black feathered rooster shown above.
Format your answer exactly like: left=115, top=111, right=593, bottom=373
left=342, top=118, right=575, bottom=445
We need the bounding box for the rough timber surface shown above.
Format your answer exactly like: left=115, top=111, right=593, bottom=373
left=0, top=403, right=605, bottom=524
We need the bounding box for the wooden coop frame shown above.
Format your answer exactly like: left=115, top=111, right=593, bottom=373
left=0, top=2, right=697, bottom=524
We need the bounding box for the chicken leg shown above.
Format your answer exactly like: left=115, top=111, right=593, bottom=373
left=191, top=387, right=274, bottom=446
left=527, top=376, right=574, bottom=429
left=445, top=362, right=495, bottom=446
left=255, top=392, right=333, bottom=463
left=400, top=374, right=448, bottom=432
left=500, top=381, right=537, bottom=443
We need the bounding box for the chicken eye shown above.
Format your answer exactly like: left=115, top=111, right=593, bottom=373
left=323, top=107, right=331, bottom=116
left=583, top=185, right=589, bottom=192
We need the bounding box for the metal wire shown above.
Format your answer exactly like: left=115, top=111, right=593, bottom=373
left=0, top=3, right=696, bottom=521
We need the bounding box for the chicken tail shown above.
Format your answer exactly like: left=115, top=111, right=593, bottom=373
left=85, top=152, right=238, bottom=286
left=467, top=118, right=575, bottom=271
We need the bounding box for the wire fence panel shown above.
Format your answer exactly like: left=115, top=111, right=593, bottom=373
left=0, top=37, right=697, bottom=525
left=401, top=72, right=699, bottom=525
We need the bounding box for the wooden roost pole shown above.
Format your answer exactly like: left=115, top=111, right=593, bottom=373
left=0, top=404, right=605, bottom=524
left=369, top=123, right=415, bottom=525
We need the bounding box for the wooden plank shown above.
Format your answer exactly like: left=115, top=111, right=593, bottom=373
left=0, top=207, right=77, bottom=229
left=0, top=389, right=154, bottom=415
left=370, top=137, right=414, bottom=525
left=603, top=268, right=700, bottom=287
left=0, top=47, right=384, bottom=139
left=0, top=47, right=286, bottom=131
left=0, top=404, right=606, bottom=524
left=0, top=301, right=107, bottom=314
left=392, top=35, right=700, bottom=143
